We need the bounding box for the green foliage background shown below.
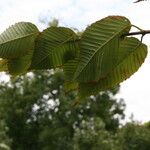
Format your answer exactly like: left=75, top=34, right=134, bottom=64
left=0, top=70, right=149, bottom=150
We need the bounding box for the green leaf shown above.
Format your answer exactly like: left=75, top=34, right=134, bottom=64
left=63, top=40, right=80, bottom=81
left=63, top=58, right=79, bottom=81
left=0, top=22, right=39, bottom=59
left=62, top=45, right=79, bottom=93
left=74, top=16, right=131, bottom=82
left=30, top=27, right=78, bottom=70
left=0, top=59, right=8, bottom=71
left=64, top=81, right=78, bottom=93
left=7, top=50, right=33, bottom=75
left=79, top=37, right=147, bottom=98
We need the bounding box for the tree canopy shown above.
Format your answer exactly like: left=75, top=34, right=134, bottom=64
left=0, top=70, right=125, bottom=149
left=0, top=70, right=150, bottom=149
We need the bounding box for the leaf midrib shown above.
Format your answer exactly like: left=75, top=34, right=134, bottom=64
left=0, top=32, right=39, bottom=46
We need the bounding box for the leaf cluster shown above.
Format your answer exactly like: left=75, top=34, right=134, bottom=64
left=0, top=16, right=147, bottom=98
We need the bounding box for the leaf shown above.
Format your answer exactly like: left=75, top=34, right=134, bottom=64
left=0, top=22, right=39, bottom=59
left=52, top=41, right=79, bottom=67
left=74, top=16, right=131, bottom=82
left=63, top=59, right=79, bottom=92
left=30, top=27, right=78, bottom=70
left=63, top=58, right=79, bottom=81
left=79, top=37, right=147, bottom=98
left=0, top=59, right=8, bottom=71
left=64, top=81, right=78, bottom=93
left=7, top=50, right=33, bottom=75
left=63, top=40, right=80, bottom=81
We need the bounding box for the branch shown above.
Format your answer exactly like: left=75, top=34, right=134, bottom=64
left=124, top=30, right=150, bottom=36
left=134, top=0, right=148, bottom=3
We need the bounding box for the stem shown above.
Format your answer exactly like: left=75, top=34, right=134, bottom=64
left=132, top=24, right=143, bottom=31
left=124, top=30, right=150, bottom=36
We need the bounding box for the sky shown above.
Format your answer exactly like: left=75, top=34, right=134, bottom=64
left=0, top=0, right=150, bottom=122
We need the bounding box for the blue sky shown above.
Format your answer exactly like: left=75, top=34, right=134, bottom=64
left=0, top=0, right=150, bottom=122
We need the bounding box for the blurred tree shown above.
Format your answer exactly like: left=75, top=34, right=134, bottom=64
left=118, top=122, right=150, bottom=150
left=48, top=18, right=59, bottom=27
left=0, top=120, right=11, bottom=150
left=0, top=70, right=125, bottom=150
left=73, top=117, right=122, bottom=150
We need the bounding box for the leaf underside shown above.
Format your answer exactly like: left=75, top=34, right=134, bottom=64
left=8, top=50, right=33, bottom=75
left=74, top=16, right=131, bottom=82
left=64, top=81, right=78, bottom=93
left=30, top=27, right=79, bottom=70
left=0, top=59, right=8, bottom=72
left=0, top=16, right=148, bottom=99
left=0, top=22, right=39, bottom=59
left=79, top=37, right=147, bottom=98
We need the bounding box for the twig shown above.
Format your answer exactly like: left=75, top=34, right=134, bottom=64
left=134, top=0, right=147, bottom=3
left=123, top=30, right=150, bottom=36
